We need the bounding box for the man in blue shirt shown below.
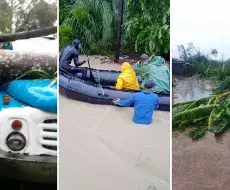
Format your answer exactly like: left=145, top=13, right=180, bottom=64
left=113, top=80, right=159, bottom=125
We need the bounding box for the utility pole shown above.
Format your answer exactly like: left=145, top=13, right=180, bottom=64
left=115, top=0, right=124, bottom=63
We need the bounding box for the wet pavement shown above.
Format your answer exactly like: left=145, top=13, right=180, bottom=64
left=172, top=75, right=230, bottom=190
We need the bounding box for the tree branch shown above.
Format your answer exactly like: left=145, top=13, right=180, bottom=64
left=0, top=26, right=57, bottom=42
left=0, top=50, right=57, bottom=83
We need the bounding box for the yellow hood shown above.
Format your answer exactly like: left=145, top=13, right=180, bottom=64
left=116, top=62, right=139, bottom=90
left=121, top=62, right=132, bottom=72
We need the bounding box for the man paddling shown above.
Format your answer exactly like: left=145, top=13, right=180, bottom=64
left=112, top=80, right=159, bottom=125
left=59, top=39, right=89, bottom=74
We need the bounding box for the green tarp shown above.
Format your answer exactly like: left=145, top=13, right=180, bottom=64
left=133, top=56, right=170, bottom=94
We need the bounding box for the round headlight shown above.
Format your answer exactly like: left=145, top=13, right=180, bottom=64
left=6, top=132, right=26, bottom=151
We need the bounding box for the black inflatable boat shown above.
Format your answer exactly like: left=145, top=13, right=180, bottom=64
left=59, top=68, right=170, bottom=111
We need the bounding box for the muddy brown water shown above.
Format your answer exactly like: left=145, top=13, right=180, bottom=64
left=173, top=75, right=230, bottom=190
left=59, top=57, right=170, bottom=190
left=173, top=75, right=213, bottom=104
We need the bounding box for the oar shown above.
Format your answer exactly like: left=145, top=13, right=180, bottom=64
left=82, top=49, right=96, bottom=83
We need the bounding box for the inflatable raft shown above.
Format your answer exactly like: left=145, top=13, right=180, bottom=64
left=59, top=68, right=170, bottom=111
left=5, top=79, right=57, bottom=113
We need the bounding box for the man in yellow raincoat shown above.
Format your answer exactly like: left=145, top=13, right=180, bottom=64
left=110, top=62, right=139, bottom=90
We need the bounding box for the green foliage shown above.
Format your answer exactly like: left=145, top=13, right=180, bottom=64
left=73, top=5, right=88, bottom=21
left=173, top=91, right=230, bottom=140
left=0, top=0, right=12, bottom=33
left=59, top=0, right=170, bottom=55
left=59, top=0, right=72, bottom=25
left=14, top=0, right=57, bottom=32
left=214, top=77, right=230, bottom=94
left=124, top=0, right=170, bottom=54
left=59, top=24, right=73, bottom=48
left=59, top=0, right=117, bottom=52
left=0, top=0, right=56, bottom=34
left=188, top=127, right=207, bottom=140
left=89, top=42, right=100, bottom=54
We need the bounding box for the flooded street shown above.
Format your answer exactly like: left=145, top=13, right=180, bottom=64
left=173, top=75, right=213, bottom=104
left=172, top=75, right=230, bottom=190
left=59, top=57, right=170, bottom=190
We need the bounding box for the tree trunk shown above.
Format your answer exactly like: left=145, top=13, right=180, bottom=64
left=10, top=0, right=14, bottom=33
left=0, top=50, right=57, bottom=83
left=0, top=26, right=57, bottom=42
left=114, top=0, right=124, bottom=63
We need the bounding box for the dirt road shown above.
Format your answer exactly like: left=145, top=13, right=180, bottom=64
left=173, top=76, right=230, bottom=190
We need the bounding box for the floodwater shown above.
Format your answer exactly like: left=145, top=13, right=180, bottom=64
left=172, top=75, right=230, bottom=190
left=173, top=75, right=213, bottom=104
left=59, top=56, right=170, bottom=190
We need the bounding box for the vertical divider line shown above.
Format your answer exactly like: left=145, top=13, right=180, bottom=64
left=170, top=1, right=172, bottom=188
left=57, top=0, right=60, bottom=189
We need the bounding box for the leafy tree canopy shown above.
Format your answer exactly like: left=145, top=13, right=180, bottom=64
left=0, top=0, right=57, bottom=34
left=59, top=0, right=170, bottom=55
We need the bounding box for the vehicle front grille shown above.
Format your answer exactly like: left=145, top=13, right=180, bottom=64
left=44, top=119, right=57, bottom=124
left=42, top=145, right=57, bottom=151
left=39, top=119, right=57, bottom=152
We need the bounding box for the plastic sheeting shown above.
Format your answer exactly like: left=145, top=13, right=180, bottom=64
left=133, top=56, right=170, bottom=94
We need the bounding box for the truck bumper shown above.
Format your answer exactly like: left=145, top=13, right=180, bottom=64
left=0, top=150, right=57, bottom=184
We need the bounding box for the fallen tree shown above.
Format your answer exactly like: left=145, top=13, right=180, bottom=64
left=0, top=50, right=57, bottom=83
left=0, top=26, right=57, bottom=42
left=173, top=91, right=230, bottom=140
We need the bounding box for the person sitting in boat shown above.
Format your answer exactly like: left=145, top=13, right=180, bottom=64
left=134, top=54, right=170, bottom=94
left=133, top=53, right=150, bottom=84
left=110, top=62, right=139, bottom=90
left=112, top=80, right=159, bottom=125
left=59, top=39, right=89, bottom=74
left=147, top=56, right=170, bottom=94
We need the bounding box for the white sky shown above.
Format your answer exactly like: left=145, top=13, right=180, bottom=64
left=171, top=0, right=230, bottom=60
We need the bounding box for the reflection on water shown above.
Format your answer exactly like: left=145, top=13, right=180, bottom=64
left=173, top=75, right=214, bottom=104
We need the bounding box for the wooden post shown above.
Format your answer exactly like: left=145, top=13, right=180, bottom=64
left=115, top=0, right=124, bottom=63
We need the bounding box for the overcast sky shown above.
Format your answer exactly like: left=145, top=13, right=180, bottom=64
left=171, top=0, right=230, bottom=60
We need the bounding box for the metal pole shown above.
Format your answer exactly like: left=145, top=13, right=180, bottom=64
left=115, top=0, right=124, bottom=63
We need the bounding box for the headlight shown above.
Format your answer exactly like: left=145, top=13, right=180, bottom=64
left=6, top=132, right=26, bottom=151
